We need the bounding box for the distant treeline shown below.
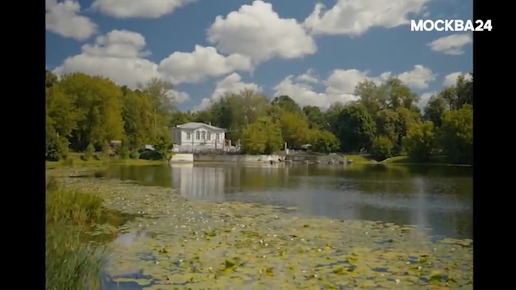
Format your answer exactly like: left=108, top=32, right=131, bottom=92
left=46, top=71, right=472, bottom=164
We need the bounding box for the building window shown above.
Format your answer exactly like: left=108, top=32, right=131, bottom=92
left=196, top=131, right=200, bottom=140
left=201, top=131, right=206, bottom=140
left=207, top=132, right=211, bottom=140
left=216, top=133, right=220, bottom=141
left=186, top=132, right=191, bottom=140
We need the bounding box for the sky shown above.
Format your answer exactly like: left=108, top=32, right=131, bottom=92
left=46, top=0, right=473, bottom=112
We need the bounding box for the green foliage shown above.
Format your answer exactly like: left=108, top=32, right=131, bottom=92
left=403, top=121, right=436, bottom=162
left=439, top=105, right=473, bottom=164
left=241, top=117, right=283, bottom=154
left=139, top=149, right=163, bottom=160
left=310, top=130, right=340, bottom=153
left=44, top=70, right=473, bottom=163
left=83, top=143, right=95, bottom=161
left=58, top=73, right=124, bottom=151
left=129, top=150, right=140, bottom=160
left=334, top=103, right=377, bottom=152
left=371, top=136, right=394, bottom=161
left=424, top=95, right=447, bottom=127
left=271, top=95, right=302, bottom=113
left=154, top=139, right=174, bottom=160
left=278, top=111, right=311, bottom=149
left=302, top=105, right=325, bottom=129
left=45, top=179, right=105, bottom=290
left=118, top=140, right=130, bottom=159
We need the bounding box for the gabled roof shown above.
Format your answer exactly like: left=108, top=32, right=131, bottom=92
left=176, top=122, right=226, bottom=131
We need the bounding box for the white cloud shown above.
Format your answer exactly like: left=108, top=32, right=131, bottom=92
left=397, top=65, right=436, bottom=89
left=53, top=30, right=161, bottom=88
left=194, top=73, right=260, bottom=111
left=304, top=0, right=429, bottom=36
left=46, top=0, right=97, bottom=40
left=274, top=65, right=436, bottom=110
left=169, top=90, right=190, bottom=104
left=296, top=69, right=319, bottom=84
left=158, top=45, right=253, bottom=84
left=91, top=0, right=195, bottom=18
left=274, top=73, right=360, bottom=110
left=427, top=34, right=472, bottom=55
left=325, top=69, right=372, bottom=95
left=417, top=91, right=438, bottom=110
left=207, top=0, right=316, bottom=62
left=443, top=72, right=472, bottom=87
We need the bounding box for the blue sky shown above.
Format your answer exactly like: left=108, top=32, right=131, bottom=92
left=46, top=0, right=473, bottom=111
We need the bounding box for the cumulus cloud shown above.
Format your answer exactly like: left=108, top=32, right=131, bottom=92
left=207, top=0, right=316, bottom=62
left=158, top=45, right=253, bottom=84
left=427, top=34, right=472, bottom=55
left=53, top=30, right=160, bottom=88
left=53, top=30, right=253, bottom=90
left=397, top=65, right=436, bottom=89
left=91, top=0, right=196, bottom=18
left=304, top=0, right=429, bottom=36
left=274, top=65, right=436, bottom=110
left=274, top=71, right=361, bottom=110
left=194, top=73, right=261, bottom=111
left=443, top=72, right=472, bottom=87
left=169, top=90, right=190, bottom=104
left=46, top=0, right=97, bottom=40
left=417, top=91, right=438, bottom=110
left=296, top=69, right=320, bottom=84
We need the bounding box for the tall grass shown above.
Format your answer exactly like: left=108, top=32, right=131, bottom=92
left=45, top=178, right=106, bottom=290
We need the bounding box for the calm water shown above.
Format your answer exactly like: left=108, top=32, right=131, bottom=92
left=95, top=163, right=473, bottom=240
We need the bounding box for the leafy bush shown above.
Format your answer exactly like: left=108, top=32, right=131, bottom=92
left=83, top=143, right=95, bottom=161
left=371, top=136, right=394, bottom=161
left=129, top=150, right=140, bottom=159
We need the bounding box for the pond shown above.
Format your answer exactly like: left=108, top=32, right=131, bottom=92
left=94, top=163, right=472, bottom=240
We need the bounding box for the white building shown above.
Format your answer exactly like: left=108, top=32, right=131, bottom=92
left=171, top=122, right=228, bottom=152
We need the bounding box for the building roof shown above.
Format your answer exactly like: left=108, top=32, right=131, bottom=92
left=176, top=122, right=226, bottom=131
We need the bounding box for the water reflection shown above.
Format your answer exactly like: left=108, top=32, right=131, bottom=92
left=103, top=164, right=473, bottom=239
left=171, top=163, right=226, bottom=202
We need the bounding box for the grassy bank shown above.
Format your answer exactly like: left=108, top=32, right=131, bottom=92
left=46, top=179, right=112, bottom=290
left=344, top=154, right=472, bottom=166
left=46, top=153, right=166, bottom=169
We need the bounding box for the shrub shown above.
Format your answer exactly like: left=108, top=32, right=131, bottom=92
left=83, top=143, right=95, bottom=161
left=371, top=136, right=394, bottom=161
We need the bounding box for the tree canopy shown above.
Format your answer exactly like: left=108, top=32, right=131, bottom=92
left=46, top=71, right=473, bottom=164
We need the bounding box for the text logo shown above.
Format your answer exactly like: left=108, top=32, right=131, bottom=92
left=411, top=19, right=492, bottom=32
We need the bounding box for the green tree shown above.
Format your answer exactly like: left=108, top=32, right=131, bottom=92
left=271, top=95, right=302, bottom=113
left=375, top=109, right=399, bottom=147
left=84, top=143, right=95, bottom=161
left=324, top=102, right=346, bottom=132
left=310, top=130, right=340, bottom=153
left=371, top=136, right=394, bottom=161
left=46, top=70, right=58, bottom=88
left=423, top=95, right=447, bottom=128
left=59, top=73, right=124, bottom=151
left=141, top=78, right=175, bottom=143
left=439, top=105, right=473, bottom=164
left=278, top=111, right=311, bottom=149
left=241, top=117, right=283, bottom=154
left=380, top=77, right=419, bottom=110
left=403, top=121, right=436, bottom=162
left=46, top=85, right=82, bottom=138
left=121, top=88, right=154, bottom=149
left=393, top=107, right=420, bottom=154
left=334, top=104, right=376, bottom=152
left=455, top=73, right=473, bottom=108
left=354, top=80, right=383, bottom=116
left=302, top=105, right=325, bottom=129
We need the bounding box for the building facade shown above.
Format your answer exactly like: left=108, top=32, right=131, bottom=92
left=171, top=122, right=228, bottom=152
